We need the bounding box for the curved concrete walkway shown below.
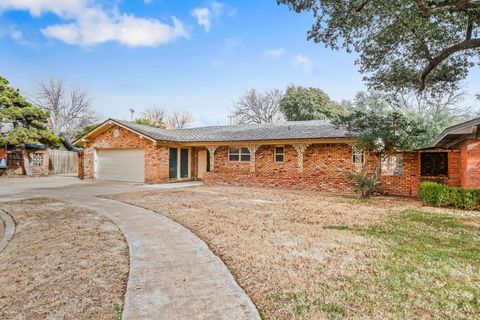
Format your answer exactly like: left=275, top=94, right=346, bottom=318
left=0, top=177, right=260, bottom=320
left=0, top=209, right=15, bottom=253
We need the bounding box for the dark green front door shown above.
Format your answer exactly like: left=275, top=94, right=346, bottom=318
left=169, top=148, right=178, bottom=179
left=169, top=147, right=189, bottom=179
left=180, top=148, right=189, bottom=178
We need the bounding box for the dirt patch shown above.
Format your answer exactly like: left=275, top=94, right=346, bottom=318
left=0, top=198, right=129, bottom=320
left=106, top=185, right=429, bottom=319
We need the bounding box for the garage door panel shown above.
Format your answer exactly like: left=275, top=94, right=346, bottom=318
left=97, top=149, right=145, bottom=183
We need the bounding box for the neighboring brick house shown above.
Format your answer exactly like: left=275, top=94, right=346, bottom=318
left=74, top=117, right=480, bottom=196
left=0, top=145, right=50, bottom=176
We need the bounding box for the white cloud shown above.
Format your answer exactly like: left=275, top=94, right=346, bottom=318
left=264, top=48, right=286, bottom=59
left=192, top=2, right=225, bottom=32
left=0, top=0, right=86, bottom=17
left=10, top=30, right=24, bottom=42
left=209, top=1, right=223, bottom=16
left=192, top=7, right=212, bottom=31
left=144, top=0, right=153, bottom=4
left=0, top=0, right=188, bottom=47
left=292, top=54, right=314, bottom=73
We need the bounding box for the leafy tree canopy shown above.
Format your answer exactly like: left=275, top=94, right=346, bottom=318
left=0, top=76, right=61, bottom=147
left=280, top=85, right=343, bottom=121
left=342, top=90, right=472, bottom=148
left=333, top=106, right=425, bottom=198
left=278, top=0, right=480, bottom=94
left=333, top=108, right=425, bottom=154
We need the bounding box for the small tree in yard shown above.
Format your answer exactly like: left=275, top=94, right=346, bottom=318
left=0, top=76, right=61, bottom=175
left=333, top=110, right=424, bottom=198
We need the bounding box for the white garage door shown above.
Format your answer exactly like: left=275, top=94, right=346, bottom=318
left=96, top=149, right=145, bottom=183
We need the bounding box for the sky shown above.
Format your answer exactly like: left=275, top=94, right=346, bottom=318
left=0, top=0, right=478, bottom=126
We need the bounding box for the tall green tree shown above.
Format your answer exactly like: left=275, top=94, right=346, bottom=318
left=280, top=86, right=343, bottom=121
left=333, top=109, right=424, bottom=197
left=0, top=76, right=61, bottom=147
left=278, top=0, right=480, bottom=94
left=343, top=90, right=472, bottom=148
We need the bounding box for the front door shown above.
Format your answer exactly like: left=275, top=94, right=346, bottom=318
left=169, top=148, right=178, bottom=179
left=169, top=147, right=190, bottom=179
left=197, top=150, right=207, bottom=180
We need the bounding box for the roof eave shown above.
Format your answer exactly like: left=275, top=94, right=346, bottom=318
left=73, top=118, right=158, bottom=146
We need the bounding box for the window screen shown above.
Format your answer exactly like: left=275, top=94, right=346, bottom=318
left=421, top=152, right=448, bottom=176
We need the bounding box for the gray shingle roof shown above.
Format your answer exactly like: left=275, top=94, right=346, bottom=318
left=113, top=119, right=350, bottom=143
left=433, top=116, right=480, bottom=147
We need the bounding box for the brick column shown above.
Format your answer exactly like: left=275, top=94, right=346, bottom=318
left=247, top=145, right=260, bottom=173
left=293, top=144, right=310, bottom=173
left=206, top=146, right=218, bottom=171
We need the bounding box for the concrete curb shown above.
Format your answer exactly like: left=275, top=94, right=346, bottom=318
left=0, top=209, right=15, bottom=253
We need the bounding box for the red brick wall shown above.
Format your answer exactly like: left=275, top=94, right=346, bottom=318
left=27, top=150, right=50, bottom=177
left=414, top=151, right=460, bottom=193
left=455, top=130, right=480, bottom=188
left=378, top=150, right=461, bottom=197
left=204, top=145, right=463, bottom=197
left=378, top=153, right=415, bottom=196
left=204, top=144, right=357, bottom=193
left=82, top=125, right=170, bottom=183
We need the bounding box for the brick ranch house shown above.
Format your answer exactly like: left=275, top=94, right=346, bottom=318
left=74, top=117, right=480, bottom=197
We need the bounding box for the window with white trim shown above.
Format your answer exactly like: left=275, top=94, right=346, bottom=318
left=229, top=147, right=250, bottom=162
left=352, top=148, right=364, bottom=164
left=274, top=146, right=284, bottom=163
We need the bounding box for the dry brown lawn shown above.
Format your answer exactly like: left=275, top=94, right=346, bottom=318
left=0, top=198, right=129, bottom=320
left=106, top=185, right=470, bottom=319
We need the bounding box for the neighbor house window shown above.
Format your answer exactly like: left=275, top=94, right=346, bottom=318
left=274, top=146, right=285, bottom=163
left=421, top=152, right=448, bottom=176
left=32, top=153, right=43, bottom=167
left=229, top=147, right=250, bottom=162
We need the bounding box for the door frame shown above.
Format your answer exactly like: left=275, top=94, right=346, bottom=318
left=197, top=149, right=208, bottom=180
left=169, top=147, right=191, bottom=180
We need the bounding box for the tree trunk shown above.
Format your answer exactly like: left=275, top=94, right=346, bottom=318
left=21, top=146, right=32, bottom=177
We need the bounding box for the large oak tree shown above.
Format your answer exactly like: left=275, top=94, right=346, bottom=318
left=278, top=0, right=480, bottom=93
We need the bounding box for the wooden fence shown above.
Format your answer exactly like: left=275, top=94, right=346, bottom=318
left=48, top=149, right=78, bottom=175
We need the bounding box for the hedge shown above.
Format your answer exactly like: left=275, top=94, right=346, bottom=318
left=418, top=182, right=480, bottom=210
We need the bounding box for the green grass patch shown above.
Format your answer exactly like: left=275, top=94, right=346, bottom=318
left=113, top=303, right=123, bottom=320
left=274, top=209, right=480, bottom=319
left=353, top=209, right=480, bottom=318
left=323, top=224, right=352, bottom=231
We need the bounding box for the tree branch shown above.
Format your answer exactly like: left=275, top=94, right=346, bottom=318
left=416, top=0, right=480, bottom=16
left=419, top=38, right=480, bottom=90
left=355, top=0, right=370, bottom=12
left=466, top=17, right=473, bottom=40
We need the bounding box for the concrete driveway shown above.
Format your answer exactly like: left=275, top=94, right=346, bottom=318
left=0, top=176, right=259, bottom=320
